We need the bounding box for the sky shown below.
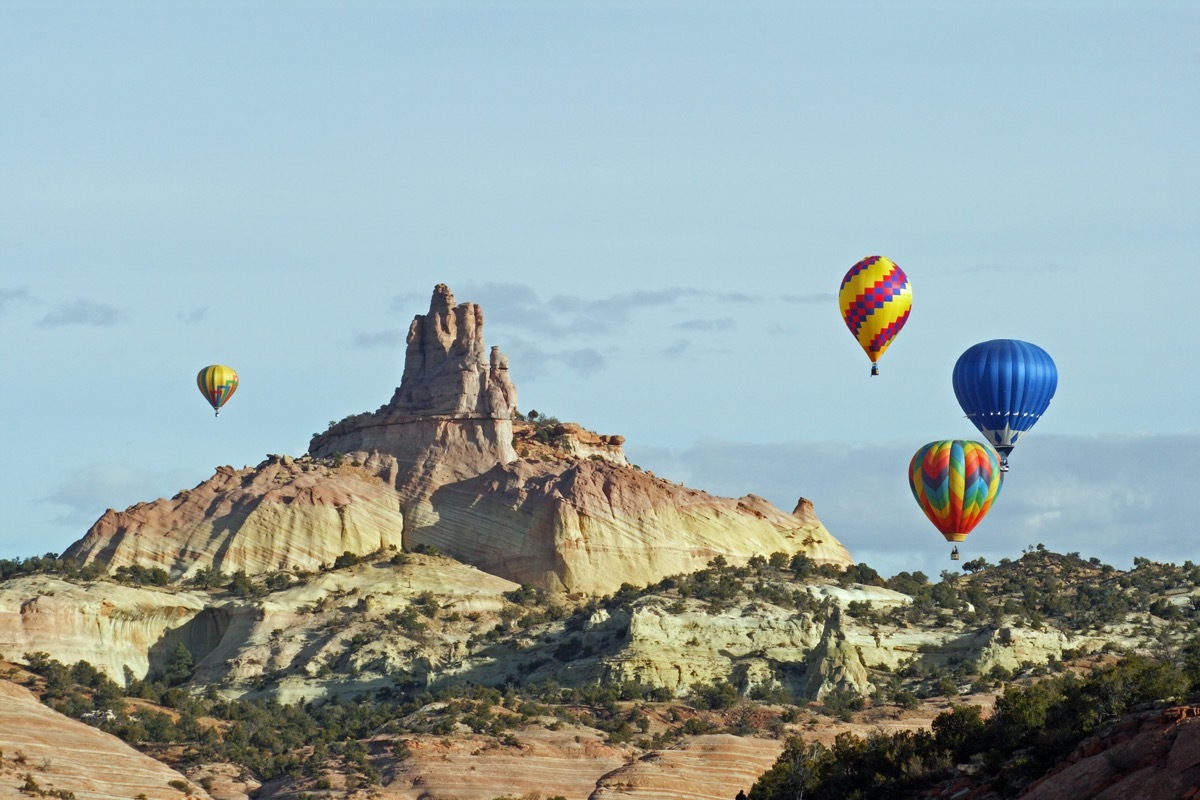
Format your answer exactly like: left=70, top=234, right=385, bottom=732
left=2, top=1, right=1197, bottom=580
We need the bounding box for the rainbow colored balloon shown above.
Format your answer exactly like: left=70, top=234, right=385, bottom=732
left=838, top=255, right=912, bottom=376
left=908, top=440, right=1003, bottom=543
left=197, top=364, right=239, bottom=417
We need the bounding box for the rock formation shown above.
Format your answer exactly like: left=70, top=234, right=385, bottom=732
left=590, top=734, right=785, bottom=800
left=0, top=576, right=210, bottom=681
left=309, top=282, right=519, bottom=485
left=0, top=677, right=212, bottom=800
left=64, top=456, right=405, bottom=580
left=1018, top=705, right=1200, bottom=800
left=63, top=284, right=853, bottom=595
left=802, top=605, right=873, bottom=701
left=599, top=599, right=822, bottom=696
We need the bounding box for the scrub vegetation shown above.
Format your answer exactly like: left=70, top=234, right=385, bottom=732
left=8, top=548, right=1200, bottom=796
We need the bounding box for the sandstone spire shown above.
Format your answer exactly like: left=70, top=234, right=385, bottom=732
left=63, top=284, right=853, bottom=594
left=308, top=284, right=518, bottom=468
left=387, top=283, right=517, bottom=419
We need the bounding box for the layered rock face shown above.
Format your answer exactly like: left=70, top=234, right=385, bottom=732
left=0, top=576, right=210, bottom=681
left=0, top=678, right=211, bottom=800
left=64, top=284, right=853, bottom=594
left=64, top=456, right=405, bottom=579
left=590, top=734, right=785, bottom=800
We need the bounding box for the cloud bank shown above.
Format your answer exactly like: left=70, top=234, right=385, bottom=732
left=628, top=432, right=1200, bottom=579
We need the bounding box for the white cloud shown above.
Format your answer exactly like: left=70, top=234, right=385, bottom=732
left=40, top=299, right=122, bottom=327
left=783, top=292, right=834, bottom=304
left=0, top=287, right=31, bottom=317
left=672, top=317, right=735, bottom=332
left=353, top=328, right=407, bottom=349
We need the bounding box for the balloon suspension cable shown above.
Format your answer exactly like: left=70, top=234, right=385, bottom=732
left=870, top=362, right=879, bottom=376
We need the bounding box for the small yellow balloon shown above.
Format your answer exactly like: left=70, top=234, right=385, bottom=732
left=197, top=365, right=238, bottom=417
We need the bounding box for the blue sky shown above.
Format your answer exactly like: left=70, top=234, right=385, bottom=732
left=2, top=1, right=1197, bottom=579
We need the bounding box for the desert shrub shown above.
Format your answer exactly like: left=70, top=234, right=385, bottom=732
left=689, top=680, right=740, bottom=710
left=113, top=564, right=169, bottom=587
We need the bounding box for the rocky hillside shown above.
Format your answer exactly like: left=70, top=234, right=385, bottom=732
left=14, top=286, right=1200, bottom=798
left=4, top=549, right=1200, bottom=798
left=0, top=672, right=211, bottom=800
left=63, top=284, right=851, bottom=595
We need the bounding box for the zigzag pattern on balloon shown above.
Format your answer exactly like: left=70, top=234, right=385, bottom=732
left=869, top=307, right=911, bottom=355
left=908, top=440, right=1003, bottom=543
left=838, top=256, right=912, bottom=361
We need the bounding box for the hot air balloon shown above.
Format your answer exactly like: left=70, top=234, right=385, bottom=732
left=838, top=255, right=912, bottom=376
left=909, top=439, right=1003, bottom=557
left=197, top=364, right=238, bottom=417
left=952, top=339, right=1057, bottom=471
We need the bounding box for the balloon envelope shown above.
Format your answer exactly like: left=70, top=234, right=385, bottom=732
left=909, top=439, right=1003, bottom=543
left=838, top=255, right=912, bottom=375
left=952, top=339, right=1057, bottom=465
left=197, top=365, right=238, bottom=416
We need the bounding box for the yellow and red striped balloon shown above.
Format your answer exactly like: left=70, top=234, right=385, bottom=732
left=197, top=364, right=238, bottom=417
left=908, top=440, right=1003, bottom=543
left=838, top=255, right=912, bottom=375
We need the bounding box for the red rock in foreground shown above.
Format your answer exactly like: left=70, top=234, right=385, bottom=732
left=0, top=679, right=211, bottom=800
left=1018, top=705, right=1200, bottom=800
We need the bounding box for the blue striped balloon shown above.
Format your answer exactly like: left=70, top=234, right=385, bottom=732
left=952, top=340, right=1057, bottom=470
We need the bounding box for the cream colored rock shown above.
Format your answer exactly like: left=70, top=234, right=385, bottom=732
left=0, top=575, right=208, bottom=681
left=0, top=679, right=212, bottom=800
left=190, top=554, right=521, bottom=702
left=803, top=605, right=873, bottom=701
left=402, top=458, right=852, bottom=595
left=601, top=599, right=822, bottom=695
left=64, top=456, right=406, bottom=579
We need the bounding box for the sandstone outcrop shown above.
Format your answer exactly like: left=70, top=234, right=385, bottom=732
left=373, top=727, right=629, bottom=800
left=189, top=553, right=521, bottom=703
left=600, top=599, right=822, bottom=696
left=922, top=705, right=1200, bottom=800
left=63, top=284, right=853, bottom=595
left=590, top=734, right=785, bottom=800
left=802, top=605, right=873, bottom=701
left=0, top=678, right=211, bottom=800
left=64, top=456, right=405, bottom=579
left=1018, top=705, right=1200, bottom=800
left=309, top=282, right=519, bottom=486
left=0, top=576, right=209, bottom=681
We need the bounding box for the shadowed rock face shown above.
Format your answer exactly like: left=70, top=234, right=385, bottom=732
left=64, top=285, right=853, bottom=594
left=1016, top=706, right=1200, bottom=800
